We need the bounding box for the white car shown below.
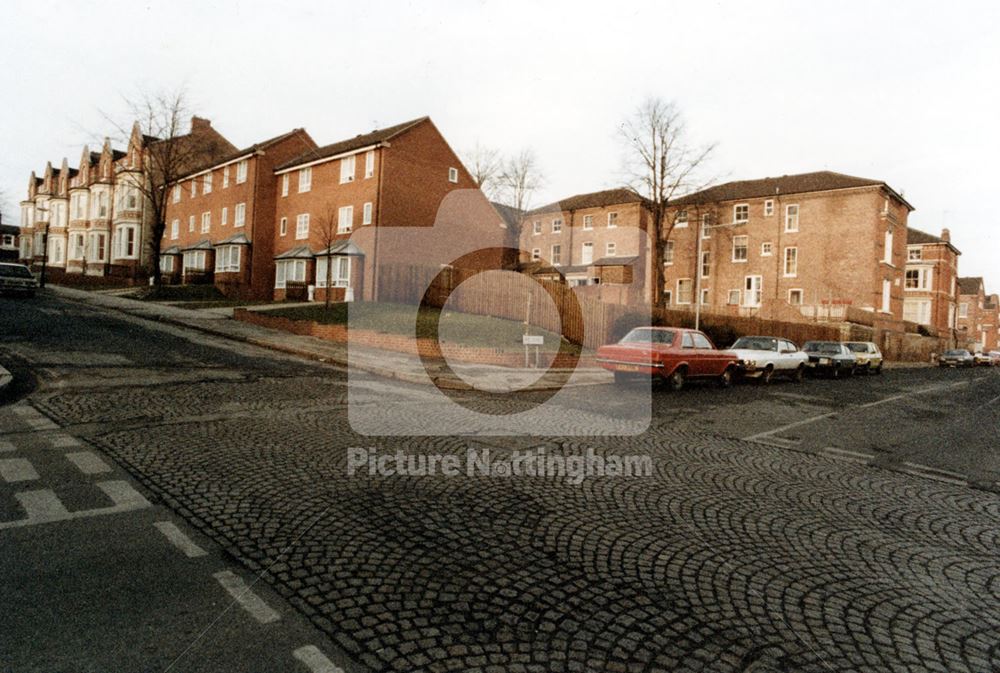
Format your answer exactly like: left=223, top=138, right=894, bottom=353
left=729, top=335, right=809, bottom=384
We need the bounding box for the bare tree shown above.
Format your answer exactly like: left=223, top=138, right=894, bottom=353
left=104, top=88, right=231, bottom=287
left=496, top=149, right=545, bottom=215
left=619, top=98, right=715, bottom=307
left=0, top=187, right=14, bottom=228
left=461, top=143, right=504, bottom=199
left=314, top=202, right=340, bottom=309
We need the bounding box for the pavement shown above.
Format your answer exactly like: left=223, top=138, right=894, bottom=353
left=48, top=286, right=613, bottom=392
left=3, top=290, right=1000, bottom=672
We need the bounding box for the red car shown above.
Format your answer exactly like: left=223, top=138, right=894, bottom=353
left=596, top=326, right=739, bottom=390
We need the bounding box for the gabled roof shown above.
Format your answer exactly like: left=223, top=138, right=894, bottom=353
left=669, top=171, right=914, bottom=211
left=215, top=233, right=251, bottom=246
left=274, top=245, right=314, bottom=260
left=276, top=117, right=428, bottom=172
left=957, top=277, right=984, bottom=296
left=181, top=239, right=214, bottom=252
left=161, top=245, right=182, bottom=255
left=490, top=201, right=523, bottom=229
left=177, top=128, right=314, bottom=181
left=592, top=255, right=639, bottom=267
left=531, top=188, right=646, bottom=215
left=906, top=227, right=960, bottom=254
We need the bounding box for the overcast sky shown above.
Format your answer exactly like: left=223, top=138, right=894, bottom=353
left=3, top=0, right=998, bottom=290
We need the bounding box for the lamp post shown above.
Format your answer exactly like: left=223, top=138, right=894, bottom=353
left=693, top=217, right=744, bottom=331
left=35, top=207, right=50, bottom=288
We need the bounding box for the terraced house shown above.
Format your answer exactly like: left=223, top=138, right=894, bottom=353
left=270, top=116, right=495, bottom=302
left=903, top=227, right=961, bottom=336
left=518, top=188, right=652, bottom=303
left=957, top=277, right=999, bottom=352
left=662, top=171, right=913, bottom=325
left=18, top=117, right=234, bottom=282
left=160, top=128, right=316, bottom=299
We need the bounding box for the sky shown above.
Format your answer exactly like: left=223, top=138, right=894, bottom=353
left=2, top=0, right=998, bottom=290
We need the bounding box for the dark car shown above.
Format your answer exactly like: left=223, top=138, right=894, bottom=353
left=802, top=341, right=857, bottom=378
left=597, top=327, right=739, bottom=390
left=939, top=349, right=975, bottom=367
left=0, top=262, right=38, bottom=297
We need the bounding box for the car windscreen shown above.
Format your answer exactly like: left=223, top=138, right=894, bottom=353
left=0, top=265, right=33, bottom=279
left=804, top=342, right=841, bottom=354
left=846, top=343, right=870, bottom=353
left=732, top=337, right=778, bottom=351
left=943, top=350, right=969, bottom=356
left=621, top=328, right=675, bottom=345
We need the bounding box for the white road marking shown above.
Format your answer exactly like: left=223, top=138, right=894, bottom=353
left=14, top=489, right=70, bottom=522
left=821, top=446, right=874, bottom=464
left=0, top=458, right=39, bottom=483
left=97, top=480, right=150, bottom=509
left=293, top=645, right=344, bottom=673
left=0, top=440, right=15, bottom=453
left=11, top=406, right=37, bottom=417
left=0, top=480, right=151, bottom=531
left=27, top=417, right=58, bottom=431
left=50, top=434, right=81, bottom=448
left=65, top=451, right=111, bottom=475
left=212, top=571, right=281, bottom=624
left=154, top=521, right=207, bottom=558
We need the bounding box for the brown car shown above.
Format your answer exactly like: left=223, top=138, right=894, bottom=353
left=596, top=327, right=739, bottom=390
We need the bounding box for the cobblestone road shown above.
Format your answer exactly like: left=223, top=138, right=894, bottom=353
left=4, top=293, right=1000, bottom=672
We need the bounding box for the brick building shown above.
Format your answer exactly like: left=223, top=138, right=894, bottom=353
left=903, top=227, right=961, bottom=336
left=271, top=116, right=504, bottom=302
left=518, top=188, right=652, bottom=303
left=662, top=171, right=913, bottom=326
left=957, top=277, right=988, bottom=351
left=160, top=128, right=316, bottom=299
left=19, top=117, right=234, bottom=282
left=985, top=294, right=1000, bottom=352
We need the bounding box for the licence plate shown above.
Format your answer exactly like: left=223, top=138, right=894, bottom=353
left=820, top=358, right=831, bottom=365
left=616, top=364, right=642, bottom=372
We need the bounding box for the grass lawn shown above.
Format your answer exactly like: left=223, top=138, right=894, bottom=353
left=265, top=302, right=581, bottom=353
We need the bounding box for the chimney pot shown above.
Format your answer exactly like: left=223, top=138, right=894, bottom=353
left=941, top=228, right=951, bottom=242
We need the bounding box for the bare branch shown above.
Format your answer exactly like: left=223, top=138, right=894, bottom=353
left=461, top=143, right=504, bottom=199
left=496, top=149, right=545, bottom=215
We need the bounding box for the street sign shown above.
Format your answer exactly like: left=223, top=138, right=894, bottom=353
left=522, top=335, right=544, bottom=346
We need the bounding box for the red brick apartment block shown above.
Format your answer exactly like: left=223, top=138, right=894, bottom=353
left=518, top=189, right=652, bottom=304
left=161, top=128, right=316, bottom=299
left=957, top=277, right=998, bottom=351
left=19, top=117, right=235, bottom=283
left=271, top=116, right=506, bottom=302
left=903, top=228, right=961, bottom=335
left=662, top=171, right=913, bottom=326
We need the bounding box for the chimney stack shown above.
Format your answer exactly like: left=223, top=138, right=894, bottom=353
left=941, top=228, right=951, bottom=242
left=191, top=116, right=211, bottom=132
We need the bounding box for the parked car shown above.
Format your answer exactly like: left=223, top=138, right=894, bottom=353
left=973, top=352, right=993, bottom=366
left=939, top=349, right=975, bottom=367
left=0, top=262, right=38, bottom=297
left=597, top=327, right=739, bottom=390
left=989, top=351, right=1000, bottom=366
left=844, top=341, right=884, bottom=374
left=728, top=336, right=808, bottom=384
left=801, top=341, right=858, bottom=378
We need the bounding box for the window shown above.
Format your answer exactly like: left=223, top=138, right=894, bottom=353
left=551, top=244, right=562, bottom=265
left=744, top=276, right=762, bottom=307
left=677, top=278, right=693, bottom=304
left=223, top=166, right=230, bottom=188
left=663, top=290, right=672, bottom=305
left=172, top=185, right=181, bottom=203
left=295, top=213, right=310, bottom=239
left=299, top=167, right=312, bottom=192
left=275, top=259, right=307, bottom=288
left=448, top=167, right=459, bottom=183
left=727, top=289, right=741, bottom=305
left=784, top=247, right=798, bottom=277
left=188, top=215, right=195, bottom=233
left=114, top=225, right=137, bottom=259
left=182, top=250, right=207, bottom=271
left=606, top=241, right=616, bottom=256
left=190, top=180, right=197, bottom=197
left=215, top=245, right=241, bottom=273
left=236, top=160, right=248, bottom=184
left=761, top=242, right=773, bottom=256
left=170, top=219, right=179, bottom=240
left=221, top=207, right=228, bottom=226
left=959, top=303, right=969, bottom=318
left=701, top=250, right=711, bottom=278
left=734, top=204, right=749, bottom=223
left=903, top=298, right=932, bottom=324
left=531, top=248, right=541, bottom=261
left=316, top=256, right=351, bottom=288
left=675, top=210, right=688, bottom=228
left=532, top=221, right=542, bottom=235
left=882, top=279, right=892, bottom=312
left=97, top=192, right=108, bottom=218
left=340, top=156, right=355, bottom=184
left=732, top=235, right=748, bottom=262
left=581, top=241, right=594, bottom=264
left=125, top=188, right=138, bottom=210
left=701, top=288, right=710, bottom=305
left=788, top=289, right=803, bottom=306
left=764, top=200, right=774, bottom=216
left=203, top=172, right=212, bottom=194
left=701, top=216, right=711, bottom=239
left=784, top=204, right=799, bottom=232
left=235, top=203, right=246, bottom=228
left=160, top=256, right=174, bottom=273
left=201, top=212, right=211, bottom=233
left=68, top=233, right=85, bottom=261
left=552, top=219, right=562, bottom=234
left=338, top=206, right=354, bottom=233
left=88, top=232, right=106, bottom=261
left=282, top=174, right=290, bottom=197
left=365, top=150, right=375, bottom=178
left=905, top=267, right=933, bottom=290
left=582, top=215, right=594, bottom=230
left=363, top=202, right=373, bottom=225
left=883, top=229, right=894, bottom=263
left=663, top=240, right=675, bottom=265
left=908, top=247, right=922, bottom=261
left=607, top=212, right=618, bottom=228
left=279, top=217, right=288, bottom=236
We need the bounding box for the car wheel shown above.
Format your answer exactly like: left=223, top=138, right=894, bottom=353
left=792, top=365, right=805, bottom=383
left=719, top=367, right=735, bottom=389
left=668, top=368, right=686, bottom=392
left=831, top=366, right=841, bottom=379
left=759, top=366, right=774, bottom=385
left=874, top=363, right=883, bottom=375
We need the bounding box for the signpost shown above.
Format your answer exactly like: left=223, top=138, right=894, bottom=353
left=522, top=334, right=544, bottom=368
